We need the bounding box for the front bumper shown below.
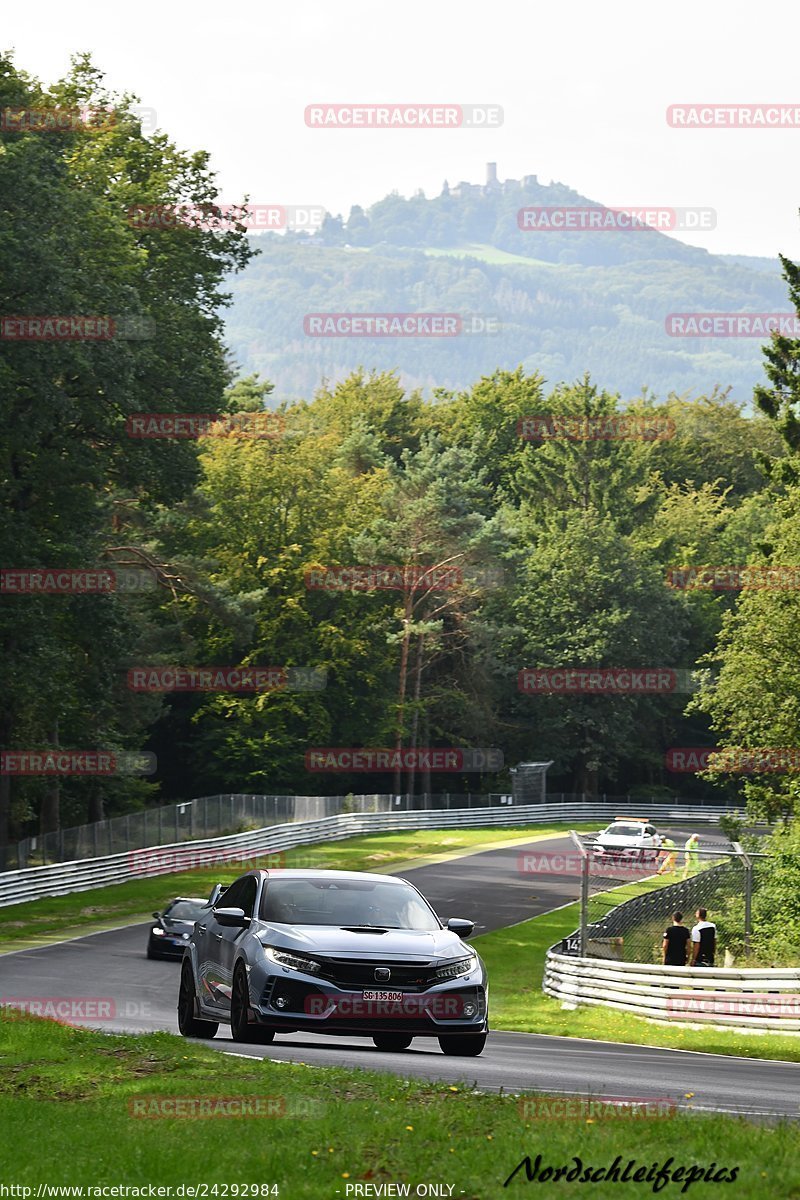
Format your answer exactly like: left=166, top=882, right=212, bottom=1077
left=148, top=933, right=191, bottom=958
left=250, top=971, right=488, bottom=1036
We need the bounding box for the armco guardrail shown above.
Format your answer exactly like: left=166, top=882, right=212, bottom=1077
left=544, top=951, right=800, bottom=1031
left=0, top=801, right=732, bottom=908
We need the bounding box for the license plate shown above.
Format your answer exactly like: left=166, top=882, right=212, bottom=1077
left=361, top=990, right=403, bottom=1001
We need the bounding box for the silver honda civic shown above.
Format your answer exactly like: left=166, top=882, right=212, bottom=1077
left=177, top=868, right=488, bottom=1056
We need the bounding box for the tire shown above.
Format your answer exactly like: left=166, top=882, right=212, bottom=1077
left=146, top=947, right=157, bottom=960
left=372, top=1034, right=413, bottom=1051
left=438, top=1033, right=487, bottom=1057
left=177, top=961, right=218, bottom=1038
left=230, top=963, right=275, bottom=1044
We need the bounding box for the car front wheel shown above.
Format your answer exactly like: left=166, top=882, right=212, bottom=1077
left=438, top=1033, right=487, bottom=1057
left=178, top=961, right=218, bottom=1039
left=230, top=963, right=275, bottom=1044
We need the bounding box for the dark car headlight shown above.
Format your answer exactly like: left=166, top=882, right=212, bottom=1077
left=263, top=946, right=323, bottom=975
left=435, top=954, right=478, bottom=981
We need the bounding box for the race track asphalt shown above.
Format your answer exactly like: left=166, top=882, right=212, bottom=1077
left=2, top=826, right=797, bottom=1120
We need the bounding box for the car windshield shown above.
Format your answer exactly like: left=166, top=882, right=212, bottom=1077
left=259, top=879, right=440, bottom=931
left=164, top=900, right=206, bottom=921
left=604, top=824, right=644, bottom=838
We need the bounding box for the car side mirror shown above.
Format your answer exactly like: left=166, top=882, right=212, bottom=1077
left=214, top=906, right=249, bottom=928
left=447, top=917, right=475, bottom=938
left=152, top=912, right=161, bottom=920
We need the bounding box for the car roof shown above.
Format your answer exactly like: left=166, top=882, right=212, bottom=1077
left=244, top=868, right=408, bottom=885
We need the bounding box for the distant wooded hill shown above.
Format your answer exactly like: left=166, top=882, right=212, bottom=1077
left=223, top=170, right=787, bottom=400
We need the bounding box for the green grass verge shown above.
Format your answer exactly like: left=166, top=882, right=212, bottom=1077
left=474, top=903, right=800, bottom=1062
left=0, top=825, right=592, bottom=950
left=0, top=1011, right=796, bottom=1197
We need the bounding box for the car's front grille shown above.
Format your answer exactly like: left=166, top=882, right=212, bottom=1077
left=314, top=957, right=439, bottom=992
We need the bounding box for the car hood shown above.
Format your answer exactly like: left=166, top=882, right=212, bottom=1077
left=598, top=835, right=640, bottom=846
left=255, top=923, right=471, bottom=961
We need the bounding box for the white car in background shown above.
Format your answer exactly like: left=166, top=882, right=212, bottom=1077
left=593, top=818, right=662, bottom=861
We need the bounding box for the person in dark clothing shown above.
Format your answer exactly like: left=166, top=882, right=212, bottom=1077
left=691, top=907, right=717, bottom=966
left=662, top=911, right=691, bottom=966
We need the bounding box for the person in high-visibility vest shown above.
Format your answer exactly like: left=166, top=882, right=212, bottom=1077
left=657, top=835, right=677, bottom=876
left=683, top=832, right=700, bottom=879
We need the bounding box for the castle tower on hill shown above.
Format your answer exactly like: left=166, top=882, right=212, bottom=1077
left=446, top=165, right=539, bottom=198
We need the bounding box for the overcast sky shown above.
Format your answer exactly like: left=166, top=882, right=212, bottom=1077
left=5, top=0, right=800, bottom=259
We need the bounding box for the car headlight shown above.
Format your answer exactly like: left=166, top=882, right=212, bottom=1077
left=263, top=946, right=323, bottom=975
left=435, top=954, right=478, bottom=981
left=151, top=927, right=166, bottom=936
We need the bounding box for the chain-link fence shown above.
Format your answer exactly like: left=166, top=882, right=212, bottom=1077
left=567, top=827, right=761, bottom=964
left=8, top=790, right=522, bottom=869
left=7, top=790, right=732, bottom=871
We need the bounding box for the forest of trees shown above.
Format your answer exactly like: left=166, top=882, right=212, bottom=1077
left=3, top=54, right=800, bottom=862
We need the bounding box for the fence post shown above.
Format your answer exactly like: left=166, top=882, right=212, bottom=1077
left=570, top=830, right=589, bottom=956
left=733, top=841, right=753, bottom=955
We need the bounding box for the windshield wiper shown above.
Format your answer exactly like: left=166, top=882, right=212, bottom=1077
left=339, top=924, right=393, bottom=932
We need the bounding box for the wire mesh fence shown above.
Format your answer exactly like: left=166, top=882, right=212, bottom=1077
left=567, top=827, right=760, bottom=964
left=8, top=790, right=520, bottom=869
left=6, top=791, right=728, bottom=871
